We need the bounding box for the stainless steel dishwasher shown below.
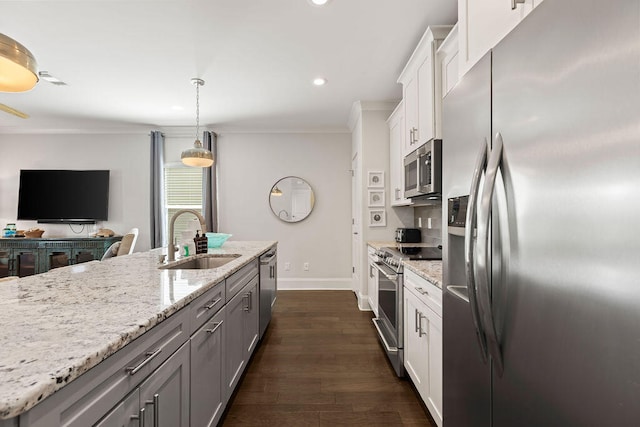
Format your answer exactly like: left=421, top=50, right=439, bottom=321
left=259, top=248, right=277, bottom=339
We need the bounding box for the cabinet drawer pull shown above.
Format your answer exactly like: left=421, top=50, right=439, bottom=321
left=131, top=407, right=145, bottom=427
left=415, top=309, right=419, bottom=333
left=205, top=320, right=224, bottom=334
left=153, top=394, right=159, bottom=427
left=511, top=0, right=525, bottom=9
left=415, top=287, right=429, bottom=296
left=125, top=348, right=162, bottom=375
left=243, top=293, right=250, bottom=312
left=418, top=312, right=427, bottom=337
left=205, top=297, right=222, bottom=310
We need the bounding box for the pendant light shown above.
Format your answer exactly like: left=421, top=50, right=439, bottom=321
left=0, top=33, right=38, bottom=92
left=271, top=186, right=283, bottom=196
left=181, top=78, right=214, bottom=167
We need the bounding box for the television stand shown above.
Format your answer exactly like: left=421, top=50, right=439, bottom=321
left=0, top=236, right=122, bottom=278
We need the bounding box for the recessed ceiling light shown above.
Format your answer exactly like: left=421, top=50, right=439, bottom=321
left=171, top=105, right=184, bottom=111
left=313, top=77, right=327, bottom=86
left=309, top=0, right=329, bottom=6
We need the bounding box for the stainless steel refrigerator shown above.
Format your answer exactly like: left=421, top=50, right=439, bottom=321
left=442, top=0, right=640, bottom=426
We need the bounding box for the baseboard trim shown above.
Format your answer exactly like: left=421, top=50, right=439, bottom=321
left=278, top=278, right=352, bottom=290
left=357, top=291, right=372, bottom=311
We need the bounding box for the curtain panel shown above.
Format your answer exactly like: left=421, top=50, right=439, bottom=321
left=150, top=130, right=166, bottom=248
left=202, top=131, right=219, bottom=233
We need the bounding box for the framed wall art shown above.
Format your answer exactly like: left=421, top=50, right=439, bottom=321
left=368, top=209, right=386, bottom=227
left=368, top=189, right=385, bottom=207
left=367, top=171, right=384, bottom=188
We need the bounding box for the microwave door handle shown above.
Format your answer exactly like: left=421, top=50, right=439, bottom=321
left=476, top=133, right=505, bottom=376
left=415, top=151, right=422, bottom=193
left=465, top=138, right=489, bottom=364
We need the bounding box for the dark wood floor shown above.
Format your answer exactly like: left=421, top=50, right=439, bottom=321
left=220, top=290, right=435, bottom=426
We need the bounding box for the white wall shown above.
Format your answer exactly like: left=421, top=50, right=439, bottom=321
left=213, top=132, right=353, bottom=289
left=0, top=129, right=353, bottom=288
left=0, top=133, right=151, bottom=251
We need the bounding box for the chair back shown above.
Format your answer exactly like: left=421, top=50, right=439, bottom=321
left=117, top=228, right=139, bottom=256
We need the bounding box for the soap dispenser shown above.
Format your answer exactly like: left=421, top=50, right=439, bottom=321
left=194, top=231, right=208, bottom=254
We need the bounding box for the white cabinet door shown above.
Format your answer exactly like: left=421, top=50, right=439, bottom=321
left=458, top=0, right=540, bottom=76
left=403, top=75, right=419, bottom=157
left=426, top=304, right=443, bottom=425
left=367, top=258, right=378, bottom=317
left=388, top=103, right=411, bottom=206
left=437, top=24, right=459, bottom=99
left=417, top=55, right=435, bottom=143
left=404, top=289, right=430, bottom=394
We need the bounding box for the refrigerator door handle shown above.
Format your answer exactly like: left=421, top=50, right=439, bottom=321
left=465, top=138, right=489, bottom=363
left=476, top=132, right=505, bottom=376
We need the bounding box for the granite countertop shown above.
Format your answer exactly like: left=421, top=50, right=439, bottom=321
left=403, top=260, right=443, bottom=289
left=0, top=241, right=276, bottom=420
left=367, top=241, right=396, bottom=251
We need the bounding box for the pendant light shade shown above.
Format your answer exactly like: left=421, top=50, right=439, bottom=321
left=270, top=186, right=283, bottom=196
left=181, top=138, right=214, bottom=167
left=0, top=33, right=38, bottom=92
left=181, top=78, right=214, bottom=168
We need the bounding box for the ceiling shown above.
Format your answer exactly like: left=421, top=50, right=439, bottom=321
left=0, top=0, right=457, bottom=134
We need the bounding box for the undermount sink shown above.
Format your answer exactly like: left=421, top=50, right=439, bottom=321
left=160, top=254, right=241, bottom=270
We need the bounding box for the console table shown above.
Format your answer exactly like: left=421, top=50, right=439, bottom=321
left=0, top=237, right=122, bottom=278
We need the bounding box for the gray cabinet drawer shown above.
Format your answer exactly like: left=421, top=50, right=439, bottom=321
left=190, top=280, right=225, bottom=333
left=226, top=259, right=258, bottom=300
left=21, top=309, right=190, bottom=427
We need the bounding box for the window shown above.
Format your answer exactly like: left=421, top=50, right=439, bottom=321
left=164, top=165, right=203, bottom=244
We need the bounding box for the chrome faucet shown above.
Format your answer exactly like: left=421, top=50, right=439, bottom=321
left=167, top=209, right=207, bottom=261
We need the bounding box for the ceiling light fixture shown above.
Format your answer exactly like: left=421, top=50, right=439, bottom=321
left=313, top=77, right=327, bottom=86
left=0, top=33, right=38, bottom=92
left=38, top=71, right=66, bottom=86
left=309, top=0, right=329, bottom=6
left=181, top=78, right=214, bottom=168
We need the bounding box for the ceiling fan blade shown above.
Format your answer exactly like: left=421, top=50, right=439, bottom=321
left=0, top=103, right=29, bottom=119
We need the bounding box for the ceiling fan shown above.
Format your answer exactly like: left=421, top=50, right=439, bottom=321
left=0, top=71, right=66, bottom=119
left=0, top=102, right=29, bottom=119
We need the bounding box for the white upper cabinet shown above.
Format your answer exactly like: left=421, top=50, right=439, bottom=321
left=398, top=26, right=453, bottom=158
left=458, top=0, right=545, bottom=77
left=388, top=102, right=411, bottom=206
left=437, top=24, right=459, bottom=99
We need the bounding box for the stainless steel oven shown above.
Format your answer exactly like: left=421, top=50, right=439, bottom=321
left=404, top=139, right=442, bottom=198
left=372, top=249, right=405, bottom=377
left=372, top=246, right=443, bottom=377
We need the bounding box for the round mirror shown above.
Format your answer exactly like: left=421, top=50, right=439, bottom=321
left=269, top=176, right=315, bottom=223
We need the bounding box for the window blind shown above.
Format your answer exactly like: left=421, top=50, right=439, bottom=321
left=164, top=166, right=203, bottom=244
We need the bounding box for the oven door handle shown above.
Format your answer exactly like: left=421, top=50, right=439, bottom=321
left=372, top=318, right=398, bottom=353
left=373, top=262, right=398, bottom=281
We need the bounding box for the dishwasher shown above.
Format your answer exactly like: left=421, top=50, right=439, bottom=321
left=259, top=248, right=277, bottom=339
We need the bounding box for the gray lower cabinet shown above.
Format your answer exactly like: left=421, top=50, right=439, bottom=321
left=225, top=275, right=259, bottom=402
left=94, top=390, right=140, bottom=427
left=95, top=342, right=190, bottom=427
left=4, top=249, right=275, bottom=427
left=139, top=342, right=190, bottom=427
left=190, top=309, right=225, bottom=427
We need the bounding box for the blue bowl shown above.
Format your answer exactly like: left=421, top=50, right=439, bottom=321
left=205, top=233, right=232, bottom=248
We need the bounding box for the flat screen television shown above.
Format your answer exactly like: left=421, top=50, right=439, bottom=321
left=17, top=169, right=110, bottom=224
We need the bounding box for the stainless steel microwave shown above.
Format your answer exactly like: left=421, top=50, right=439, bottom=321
left=404, top=139, right=442, bottom=198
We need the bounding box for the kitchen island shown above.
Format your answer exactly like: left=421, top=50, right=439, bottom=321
left=0, top=241, right=276, bottom=426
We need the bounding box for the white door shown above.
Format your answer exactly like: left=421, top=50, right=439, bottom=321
left=351, top=154, right=360, bottom=293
